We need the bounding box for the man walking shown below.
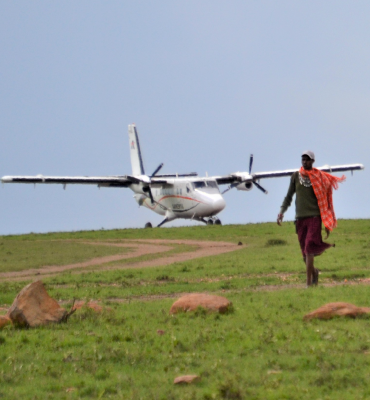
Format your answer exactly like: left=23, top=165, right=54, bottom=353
left=277, top=151, right=345, bottom=287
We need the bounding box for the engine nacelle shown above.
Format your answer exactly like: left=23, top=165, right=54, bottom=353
left=236, top=182, right=253, bottom=191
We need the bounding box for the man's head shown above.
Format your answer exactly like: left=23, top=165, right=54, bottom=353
left=301, top=150, right=315, bottom=170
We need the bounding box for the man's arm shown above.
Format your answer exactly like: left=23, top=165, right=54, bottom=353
left=277, top=173, right=296, bottom=226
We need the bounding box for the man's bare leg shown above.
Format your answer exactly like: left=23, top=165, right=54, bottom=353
left=306, top=254, right=315, bottom=286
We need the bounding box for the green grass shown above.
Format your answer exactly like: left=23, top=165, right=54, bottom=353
left=0, top=219, right=370, bottom=399
left=0, top=240, right=131, bottom=273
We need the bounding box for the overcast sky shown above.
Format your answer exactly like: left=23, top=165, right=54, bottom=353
left=1, top=1, right=369, bottom=235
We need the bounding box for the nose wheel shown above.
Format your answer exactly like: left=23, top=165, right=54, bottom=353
left=145, top=222, right=153, bottom=228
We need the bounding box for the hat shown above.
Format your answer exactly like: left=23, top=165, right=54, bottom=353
left=301, top=150, right=315, bottom=161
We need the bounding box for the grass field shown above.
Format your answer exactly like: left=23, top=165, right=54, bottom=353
left=0, top=219, right=370, bottom=399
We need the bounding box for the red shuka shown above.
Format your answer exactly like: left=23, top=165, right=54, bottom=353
left=299, top=167, right=346, bottom=231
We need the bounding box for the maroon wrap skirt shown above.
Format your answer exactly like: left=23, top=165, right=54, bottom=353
left=296, top=216, right=333, bottom=258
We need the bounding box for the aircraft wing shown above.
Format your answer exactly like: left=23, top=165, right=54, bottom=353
left=214, top=163, right=365, bottom=186
left=253, top=164, right=365, bottom=180
left=1, top=175, right=131, bottom=188
left=1, top=173, right=194, bottom=188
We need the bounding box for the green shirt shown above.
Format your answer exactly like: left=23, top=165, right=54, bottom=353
left=280, top=171, right=321, bottom=218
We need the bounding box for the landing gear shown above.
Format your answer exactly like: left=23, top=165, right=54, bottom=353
left=199, top=217, right=222, bottom=226
left=145, top=222, right=153, bottom=228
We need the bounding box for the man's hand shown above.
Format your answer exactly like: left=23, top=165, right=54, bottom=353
left=277, top=213, right=284, bottom=226
left=324, top=227, right=330, bottom=239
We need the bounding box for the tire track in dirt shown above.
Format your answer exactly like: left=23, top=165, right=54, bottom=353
left=0, top=239, right=243, bottom=282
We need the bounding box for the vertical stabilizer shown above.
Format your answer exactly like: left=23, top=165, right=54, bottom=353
left=128, top=124, right=145, bottom=176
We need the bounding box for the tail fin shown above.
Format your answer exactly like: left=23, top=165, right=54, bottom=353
left=128, top=124, right=145, bottom=176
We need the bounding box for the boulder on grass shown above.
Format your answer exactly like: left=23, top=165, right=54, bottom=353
left=304, top=302, right=370, bottom=321
left=0, top=315, right=11, bottom=329
left=170, top=293, right=232, bottom=314
left=7, top=281, right=68, bottom=327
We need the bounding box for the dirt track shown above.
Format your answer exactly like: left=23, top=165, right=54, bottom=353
left=0, top=239, right=243, bottom=282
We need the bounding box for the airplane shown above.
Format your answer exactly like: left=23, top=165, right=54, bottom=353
left=1, top=124, right=365, bottom=228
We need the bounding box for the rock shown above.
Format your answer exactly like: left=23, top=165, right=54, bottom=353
left=238, top=242, right=243, bottom=246
left=170, top=293, right=232, bottom=314
left=304, top=302, right=370, bottom=321
left=174, top=375, right=200, bottom=384
left=72, top=301, right=104, bottom=313
left=7, top=281, right=68, bottom=327
left=0, top=315, right=11, bottom=329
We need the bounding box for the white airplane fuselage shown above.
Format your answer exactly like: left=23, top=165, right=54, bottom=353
left=130, top=178, right=226, bottom=223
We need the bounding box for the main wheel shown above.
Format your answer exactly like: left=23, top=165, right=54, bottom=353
left=207, top=219, right=214, bottom=225
left=145, top=222, right=153, bottom=228
left=215, top=219, right=222, bottom=225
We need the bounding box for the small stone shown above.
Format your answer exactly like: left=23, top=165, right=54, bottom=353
left=238, top=242, right=243, bottom=246
left=174, top=375, right=200, bottom=384
left=268, top=370, right=282, bottom=375
left=304, top=302, right=370, bottom=321
left=170, top=293, right=232, bottom=314
left=72, top=301, right=104, bottom=313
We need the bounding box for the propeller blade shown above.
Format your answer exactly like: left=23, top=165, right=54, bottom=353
left=142, top=185, right=155, bottom=204
left=148, top=187, right=155, bottom=204
left=253, top=181, right=268, bottom=194
left=151, top=163, right=164, bottom=177
left=249, top=154, right=254, bottom=174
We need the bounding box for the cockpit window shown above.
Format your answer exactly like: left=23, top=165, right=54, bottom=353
left=193, top=181, right=206, bottom=189
left=206, top=181, right=219, bottom=189
left=192, top=180, right=220, bottom=193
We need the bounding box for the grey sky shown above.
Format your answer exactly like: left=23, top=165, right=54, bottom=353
left=1, top=1, right=369, bottom=234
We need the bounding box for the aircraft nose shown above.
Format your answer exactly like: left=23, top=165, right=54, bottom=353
left=213, top=195, right=226, bottom=214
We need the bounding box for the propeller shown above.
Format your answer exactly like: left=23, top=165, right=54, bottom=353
left=248, top=154, right=268, bottom=194
left=222, top=154, right=268, bottom=194
left=143, top=163, right=164, bottom=204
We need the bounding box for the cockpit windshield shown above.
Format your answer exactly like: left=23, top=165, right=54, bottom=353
left=192, top=180, right=220, bottom=194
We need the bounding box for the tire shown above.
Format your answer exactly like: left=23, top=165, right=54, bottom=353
left=207, top=219, right=214, bottom=225
left=215, top=219, right=222, bottom=225
left=145, top=222, right=153, bottom=228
